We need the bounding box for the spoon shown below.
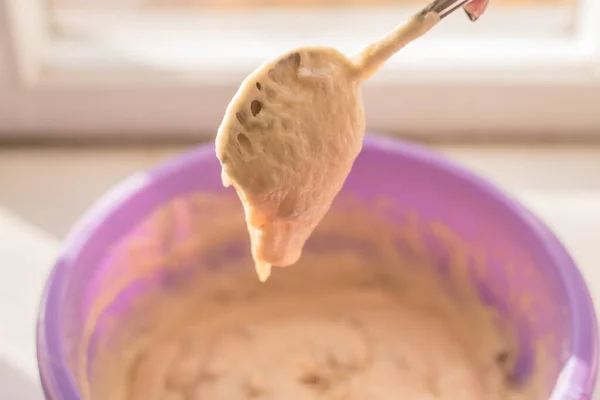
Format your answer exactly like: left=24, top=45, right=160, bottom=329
left=429, top=0, right=489, bottom=21
left=215, top=0, right=489, bottom=282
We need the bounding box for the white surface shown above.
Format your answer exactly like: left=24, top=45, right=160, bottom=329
left=0, top=209, right=55, bottom=400
left=0, top=144, right=599, bottom=399
left=2, top=0, right=600, bottom=138
left=47, top=7, right=576, bottom=75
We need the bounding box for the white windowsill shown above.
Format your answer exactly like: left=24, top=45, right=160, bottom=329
left=1, top=0, right=600, bottom=138
left=44, top=5, right=585, bottom=84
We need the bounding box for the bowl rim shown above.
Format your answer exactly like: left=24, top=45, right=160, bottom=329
left=36, top=135, right=598, bottom=399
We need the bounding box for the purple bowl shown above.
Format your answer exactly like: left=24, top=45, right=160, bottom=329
left=37, top=135, right=598, bottom=399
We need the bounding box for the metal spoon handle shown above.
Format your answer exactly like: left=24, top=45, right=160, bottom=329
left=421, top=0, right=475, bottom=19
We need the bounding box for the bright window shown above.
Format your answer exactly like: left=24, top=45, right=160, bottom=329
left=0, top=0, right=599, bottom=139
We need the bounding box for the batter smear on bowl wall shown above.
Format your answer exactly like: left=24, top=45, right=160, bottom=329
left=215, top=0, right=490, bottom=282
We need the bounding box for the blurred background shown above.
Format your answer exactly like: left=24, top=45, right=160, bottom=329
left=1, top=0, right=600, bottom=398
left=0, top=0, right=598, bottom=139
left=50, top=0, right=570, bottom=8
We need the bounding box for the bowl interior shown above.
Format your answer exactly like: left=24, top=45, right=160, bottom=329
left=38, top=137, right=595, bottom=399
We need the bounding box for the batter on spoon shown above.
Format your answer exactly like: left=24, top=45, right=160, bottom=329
left=215, top=1, right=488, bottom=281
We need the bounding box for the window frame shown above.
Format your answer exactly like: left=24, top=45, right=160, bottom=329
left=1, top=0, right=599, bottom=140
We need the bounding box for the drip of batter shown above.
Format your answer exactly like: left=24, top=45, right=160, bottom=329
left=215, top=1, right=489, bottom=281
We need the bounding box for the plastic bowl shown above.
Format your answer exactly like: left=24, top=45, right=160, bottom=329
left=36, top=135, right=598, bottom=399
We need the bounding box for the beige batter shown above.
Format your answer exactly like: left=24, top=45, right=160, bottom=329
left=215, top=10, right=441, bottom=281
left=124, top=252, right=538, bottom=400
left=127, top=287, right=528, bottom=400
left=79, top=195, right=545, bottom=400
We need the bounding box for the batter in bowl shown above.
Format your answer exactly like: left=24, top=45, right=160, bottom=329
left=128, top=285, right=529, bottom=400
left=124, top=250, right=540, bottom=400
left=80, top=195, right=544, bottom=400
left=215, top=0, right=490, bottom=281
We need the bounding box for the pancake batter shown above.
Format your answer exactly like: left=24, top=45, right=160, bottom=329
left=77, top=195, right=543, bottom=400
left=124, top=250, right=537, bottom=400
left=214, top=0, right=490, bottom=281
left=127, top=289, right=527, bottom=400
